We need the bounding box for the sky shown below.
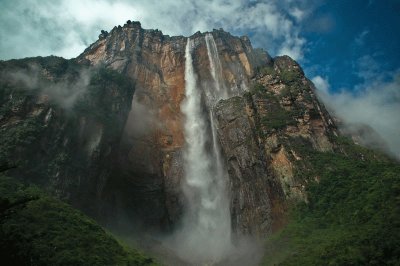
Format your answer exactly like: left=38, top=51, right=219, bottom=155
left=0, top=0, right=399, bottom=157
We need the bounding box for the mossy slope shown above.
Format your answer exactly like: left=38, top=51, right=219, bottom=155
left=0, top=175, right=158, bottom=266
left=263, top=138, right=400, bottom=265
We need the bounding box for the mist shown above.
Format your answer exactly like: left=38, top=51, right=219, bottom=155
left=123, top=95, right=160, bottom=139
left=2, top=63, right=91, bottom=110
left=313, top=72, right=400, bottom=159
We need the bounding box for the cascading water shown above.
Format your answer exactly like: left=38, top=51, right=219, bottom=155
left=171, top=37, right=232, bottom=264
left=205, top=33, right=246, bottom=102
left=204, top=33, right=229, bottom=102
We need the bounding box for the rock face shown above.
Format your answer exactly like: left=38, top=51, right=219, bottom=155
left=214, top=56, right=337, bottom=234
left=0, top=57, right=134, bottom=221
left=78, top=21, right=271, bottom=229
left=1, top=21, right=338, bottom=237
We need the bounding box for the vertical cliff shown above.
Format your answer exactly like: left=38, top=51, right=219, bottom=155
left=77, top=21, right=337, bottom=236
left=78, top=21, right=271, bottom=230
left=0, top=57, right=134, bottom=220
left=214, top=56, right=337, bottom=235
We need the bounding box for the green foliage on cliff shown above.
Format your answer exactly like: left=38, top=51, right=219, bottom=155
left=0, top=117, right=44, bottom=166
left=257, top=66, right=276, bottom=76
left=0, top=175, right=158, bottom=266
left=249, top=85, right=297, bottom=130
left=0, top=56, right=134, bottom=193
left=0, top=57, right=144, bottom=265
left=261, top=106, right=295, bottom=130
left=263, top=138, right=400, bottom=265
left=74, top=67, right=133, bottom=130
left=279, top=69, right=302, bottom=85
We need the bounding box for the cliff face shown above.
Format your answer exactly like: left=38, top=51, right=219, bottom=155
left=214, top=56, right=337, bottom=235
left=0, top=57, right=134, bottom=220
left=78, top=21, right=272, bottom=229
left=1, top=21, right=338, bottom=237
left=78, top=21, right=337, bottom=235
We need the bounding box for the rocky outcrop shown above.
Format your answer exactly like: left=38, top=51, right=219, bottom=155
left=214, top=96, right=274, bottom=235
left=214, top=56, right=337, bottom=235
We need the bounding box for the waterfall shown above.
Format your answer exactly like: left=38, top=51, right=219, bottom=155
left=205, top=33, right=233, bottom=221
left=173, top=37, right=232, bottom=264
left=205, top=33, right=245, bottom=103
left=205, top=33, right=229, bottom=103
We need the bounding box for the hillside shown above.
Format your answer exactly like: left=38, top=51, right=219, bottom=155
left=262, top=138, right=400, bottom=265
left=0, top=174, right=157, bottom=265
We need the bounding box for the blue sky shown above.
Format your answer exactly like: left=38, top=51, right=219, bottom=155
left=0, top=0, right=399, bottom=157
left=300, top=0, right=400, bottom=93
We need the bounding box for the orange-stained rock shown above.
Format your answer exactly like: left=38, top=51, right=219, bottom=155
left=78, top=23, right=271, bottom=229
left=79, top=23, right=337, bottom=236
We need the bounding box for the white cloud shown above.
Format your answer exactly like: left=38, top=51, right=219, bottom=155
left=312, top=75, right=330, bottom=94
left=0, top=0, right=312, bottom=60
left=4, top=63, right=91, bottom=109
left=312, top=54, right=400, bottom=159
left=354, top=54, right=383, bottom=82
left=315, top=68, right=400, bottom=159
left=354, top=29, right=369, bottom=46
left=290, top=7, right=306, bottom=21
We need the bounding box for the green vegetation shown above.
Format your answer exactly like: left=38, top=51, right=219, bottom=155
left=0, top=56, right=82, bottom=77
left=263, top=138, right=400, bottom=265
left=91, top=67, right=132, bottom=88
left=37, top=56, right=78, bottom=76
left=278, top=69, right=313, bottom=102
left=250, top=65, right=314, bottom=132
left=0, top=117, right=44, bottom=166
left=75, top=67, right=133, bottom=127
left=0, top=175, right=158, bottom=266
left=257, top=66, right=276, bottom=76
left=249, top=84, right=297, bottom=130
left=261, top=106, right=296, bottom=130
left=279, top=69, right=301, bottom=85
left=250, top=83, right=265, bottom=94
left=0, top=56, right=133, bottom=190
left=0, top=56, right=147, bottom=265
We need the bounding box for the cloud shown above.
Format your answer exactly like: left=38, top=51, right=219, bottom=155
left=354, top=29, right=369, bottom=46
left=123, top=95, right=160, bottom=138
left=3, top=63, right=91, bottom=109
left=354, top=54, right=386, bottom=83
left=289, top=7, right=307, bottom=21
left=303, top=15, right=335, bottom=33
left=0, top=0, right=141, bottom=60
left=313, top=66, right=400, bottom=159
left=311, top=75, right=330, bottom=94
left=0, top=0, right=313, bottom=61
